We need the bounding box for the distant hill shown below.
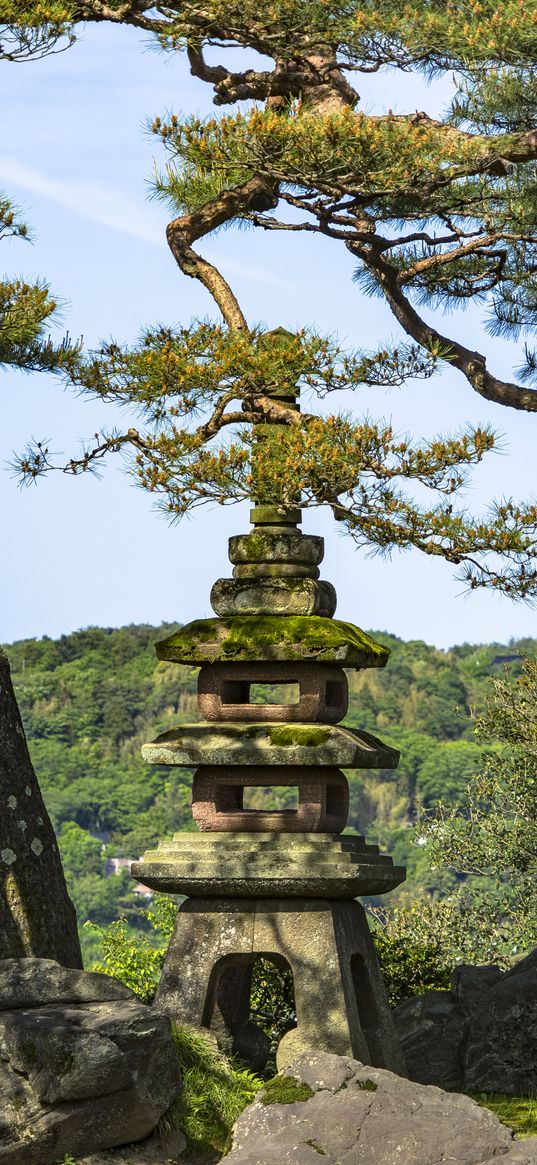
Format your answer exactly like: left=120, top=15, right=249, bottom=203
left=4, top=623, right=536, bottom=959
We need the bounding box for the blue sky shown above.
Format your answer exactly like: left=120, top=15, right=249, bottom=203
left=1, top=24, right=536, bottom=649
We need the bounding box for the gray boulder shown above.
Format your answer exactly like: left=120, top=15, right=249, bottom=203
left=393, top=951, right=537, bottom=1095
left=0, top=957, right=135, bottom=1010
left=464, top=951, right=537, bottom=1094
left=451, top=962, right=504, bottom=1015
left=390, top=989, right=465, bottom=1090
left=0, top=958, right=181, bottom=1164
left=225, top=1051, right=536, bottom=1165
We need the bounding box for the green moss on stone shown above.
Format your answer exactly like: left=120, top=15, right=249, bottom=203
left=268, top=725, right=331, bottom=747
left=229, top=530, right=323, bottom=566
left=304, top=1139, right=327, bottom=1155
left=233, top=532, right=279, bottom=558
left=261, top=1075, right=315, bottom=1106
left=156, top=616, right=390, bottom=668
left=357, top=1079, right=377, bottom=1091
left=214, top=577, right=315, bottom=597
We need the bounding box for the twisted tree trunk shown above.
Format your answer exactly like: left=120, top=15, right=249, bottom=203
left=0, top=647, right=82, bottom=966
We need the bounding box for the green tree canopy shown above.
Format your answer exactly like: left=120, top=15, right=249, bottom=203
left=418, top=656, right=537, bottom=951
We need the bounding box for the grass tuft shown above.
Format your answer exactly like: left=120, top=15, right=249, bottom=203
left=159, top=1025, right=262, bottom=1157
left=471, top=1093, right=537, bottom=1138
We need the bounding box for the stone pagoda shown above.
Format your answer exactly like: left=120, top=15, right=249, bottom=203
left=133, top=498, right=406, bottom=1073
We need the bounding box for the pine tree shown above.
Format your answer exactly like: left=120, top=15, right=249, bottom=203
left=0, top=195, right=80, bottom=374
left=0, top=9, right=80, bottom=374
left=5, top=1, right=537, bottom=599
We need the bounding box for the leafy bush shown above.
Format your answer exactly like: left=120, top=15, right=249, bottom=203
left=369, top=889, right=526, bottom=1009
left=86, top=894, right=177, bottom=1002
left=371, top=918, right=452, bottom=1008
left=417, top=657, right=537, bottom=955
left=249, top=958, right=296, bottom=1063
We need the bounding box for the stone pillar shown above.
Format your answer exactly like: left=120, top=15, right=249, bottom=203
left=133, top=500, right=406, bottom=1073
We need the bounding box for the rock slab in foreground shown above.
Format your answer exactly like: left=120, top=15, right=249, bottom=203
left=0, top=958, right=181, bottom=1165
left=225, top=1051, right=536, bottom=1165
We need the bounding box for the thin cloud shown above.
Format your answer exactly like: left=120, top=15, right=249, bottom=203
left=0, top=154, right=163, bottom=245
left=0, top=155, right=296, bottom=289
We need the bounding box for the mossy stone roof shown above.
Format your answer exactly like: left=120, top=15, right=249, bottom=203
left=141, top=722, right=399, bottom=769
left=155, top=616, right=389, bottom=668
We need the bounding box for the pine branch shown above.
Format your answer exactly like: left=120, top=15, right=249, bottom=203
left=353, top=242, right=537, bottom=412
left=165, top=176, right=278, bottom=328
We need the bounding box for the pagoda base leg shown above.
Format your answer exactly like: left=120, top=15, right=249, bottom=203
left=155, top=897, right=406, bottom=1075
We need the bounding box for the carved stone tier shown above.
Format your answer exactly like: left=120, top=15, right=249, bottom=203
left=191, top=766, right=349, bottom=833
left=197, top=662, right=348, bottom=724
left=141, top=723, right=399, bottom=769
left=131, top=833, right=405, bottom=899
left=154, top=897, right=407, bottom=1073
left=228, top=530, right=324, bottom=567
left=155, top=616, right=390, bottom=667
left=210, top=576, right=337, bottom=617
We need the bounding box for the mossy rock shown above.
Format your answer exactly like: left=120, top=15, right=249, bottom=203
left=260, top=1075, right=315, bottom=1106
left=155, top=616, right=390, bottom=668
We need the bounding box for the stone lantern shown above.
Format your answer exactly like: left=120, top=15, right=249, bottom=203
left=132, top=500, right=406, bottom=1073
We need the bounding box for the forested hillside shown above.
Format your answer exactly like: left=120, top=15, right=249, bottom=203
left=4, top=624, right=535, bottom=960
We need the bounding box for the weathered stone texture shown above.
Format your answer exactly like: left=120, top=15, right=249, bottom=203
left=391, top=990, right=465, bottom=1090
left=210, top=577, right=337, bottom=618
left=464, top=952, right=537, bottom=1094
left=197, top=661, right=348, bottom=724
left=0, top=957, right=134, bottom=1010
left=232, top=561, right=320, bottom=578
left=229, top=530, right=324, bottom=566
left=141, top=722, right=399, bottom=769
left=225, top=1051, right=534, bottom=1165
left=154, top=615, right=390, bottom=666
left=393, top=950, right=537, bottom=1095
left=154, top=898, right=405, bottom=1075
left=191, top=766, right=349, bottom=832
left=0, top=959, right=180, bottom=1165
left=132, top=833, right=405, bottom=898
left=0, top=649, right=81, bottom=967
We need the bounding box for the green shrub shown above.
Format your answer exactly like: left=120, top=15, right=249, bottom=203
left=372, top=924, right=452, bottom=1008
left=249, top=958, right=296, bottom=1062
left=85, top=894, right=177, bottom=1002
left=369, top=893, right=520, bottom=1009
